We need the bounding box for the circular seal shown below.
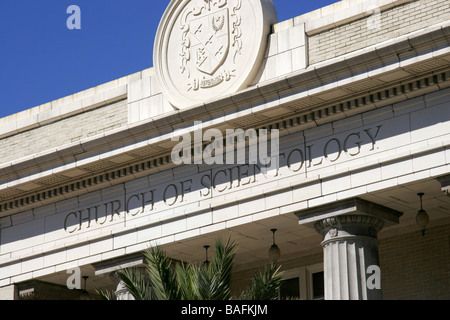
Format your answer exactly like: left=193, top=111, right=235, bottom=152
left=154, top=0, right=278, bottom=109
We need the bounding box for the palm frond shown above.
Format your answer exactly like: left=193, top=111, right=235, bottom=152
left=240, top=263, right=284, bottom=300
left=96, top=289, right=117, bottom=300
left=144, top=246, right=181, bottom=300
left=176, top=261, right=200, bottom=300
left=206, top=237, right=238, bottom=300
left=95, top=237, right=284, bottom=301
left=115, top=267, right=154, bottom=300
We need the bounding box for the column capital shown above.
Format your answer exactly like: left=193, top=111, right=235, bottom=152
left=314, top=214, right=385, bottom=243
left=296, top=198, right=403, bottom=231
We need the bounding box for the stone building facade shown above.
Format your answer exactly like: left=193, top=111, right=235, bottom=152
left=0, top=0, right=449, bottom=300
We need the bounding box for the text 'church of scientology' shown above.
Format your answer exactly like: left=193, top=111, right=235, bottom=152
left=0, top=0, right=449, bottom=300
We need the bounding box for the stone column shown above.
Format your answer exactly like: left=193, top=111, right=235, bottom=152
left=315, top=214, right=384, bottom=300
left=296, top=198, right=403, bottom=300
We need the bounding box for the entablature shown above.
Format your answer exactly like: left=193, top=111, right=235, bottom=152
left=0, top=21, right=449, bottom=216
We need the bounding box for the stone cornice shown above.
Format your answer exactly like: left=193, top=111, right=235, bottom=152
left=0, top=68, right=448, bottom=216
left=0, top=22, right=449, bottom=214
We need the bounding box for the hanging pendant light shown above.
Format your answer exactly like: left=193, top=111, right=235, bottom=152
left=268, top=229, right=281, bottom=264
left=416, top=193, right=429, bottom=237
left=203, top=245, right=210, bottom=266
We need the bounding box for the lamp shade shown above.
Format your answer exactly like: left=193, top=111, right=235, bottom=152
left=416, top=193, right=429, bottom=236
left=416, top=209, right=429, bottom=229
left=268, top=244, right=281, bottom=262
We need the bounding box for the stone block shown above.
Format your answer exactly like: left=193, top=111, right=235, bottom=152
left=11, top=272, right=33, bottom=284
left=89, top=237, right=114, bottom=256
left=212, top=205, right=239, bottom=224
left=0, top=285, right=17, bottom=300
left=128, top=101, right=140, bottom=124
left=277, top=27, right=292, bottom=53
left=252, top=208, right=280, bottom=222
left=11, top=210, right=34, bottom=225
left=225, top=214, right=253, bottom=229
left=175, top=229, right=201, bottom=242
left=32, top=266, right=56, bottom=279
left=21, top=256, right=44, bottom=274
left=0, top=261, right=21, bottom=280
left=238, top=196, right=266, bottom=216
left=137, top=224, right=162, bottom=243
left=113, top=230, right=138, bottom=250
left=128, top=77, right=151, bottom=103
left=292, top=182, right=322, bottom=202
left=43, top=249, right=67, bottom=268
left=366, top=177, right=398, bottom=193
left=412, top=150, right=446, bottom=172
left=200, top=221, right=227, bottom=236
left=292, top=46, right=308, bottom=71
left=101, top=248, right=126, bottom=262
left=0, top=218, right=45, bottom=255
left=308, top=193, right=338, bottom=208
left=381, top=157, right=414, bottom=180
left=66, top=243, right=91, bottom=262
left=279, top=200, right=308, bottom=215
left=336, top=185, right=368, bottom=200
left=322, top=174, right=352, bottom=195
left=351, top=165, right=382, bottom=188
left=410, top=103, right=450, bottom=143
left=265, top=50, right=293, bottom=80
left=267, top=33, right=278, bottom=57
left=186, top=210, right=213, bottom=230
left=265, top=189, right=293, bottom=210
left=161, top=217, right=187, bottom=238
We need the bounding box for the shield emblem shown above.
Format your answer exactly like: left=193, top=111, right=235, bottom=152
left=189, top=8, right=229, bottom=75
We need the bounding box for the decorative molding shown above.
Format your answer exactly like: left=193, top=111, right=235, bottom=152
left=314, top=214, right=385, bottom=234
left=1, top=21, right=448, bottom=198
left=0, top=68, right=449, bottom=214
left=297, top=198, right=403, bottom=229
left=261, top=69, right=450, bottom=133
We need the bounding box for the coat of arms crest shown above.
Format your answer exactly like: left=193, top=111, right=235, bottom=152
left=180, top=0, right=242, bottom=91
left=190, top=7, right=229, bottom=75
left=154, top=0, right=277, bottom=108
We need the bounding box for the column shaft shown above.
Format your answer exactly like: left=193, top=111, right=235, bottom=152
left=315, top=214, right=384, bottom=300
left=323, top=237, right=381, bottom=299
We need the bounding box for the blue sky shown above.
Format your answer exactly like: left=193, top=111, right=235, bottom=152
left=0, top=0, right=339, bottom=119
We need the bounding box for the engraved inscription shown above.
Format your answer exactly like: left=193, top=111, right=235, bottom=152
left=63, top=125, right=383, bottom=234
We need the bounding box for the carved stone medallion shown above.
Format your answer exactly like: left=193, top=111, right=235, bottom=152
left=154, top=0, right=278, bottom=109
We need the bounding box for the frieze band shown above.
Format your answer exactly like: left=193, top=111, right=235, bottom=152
left=62, top=124, right=384, bottom=234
